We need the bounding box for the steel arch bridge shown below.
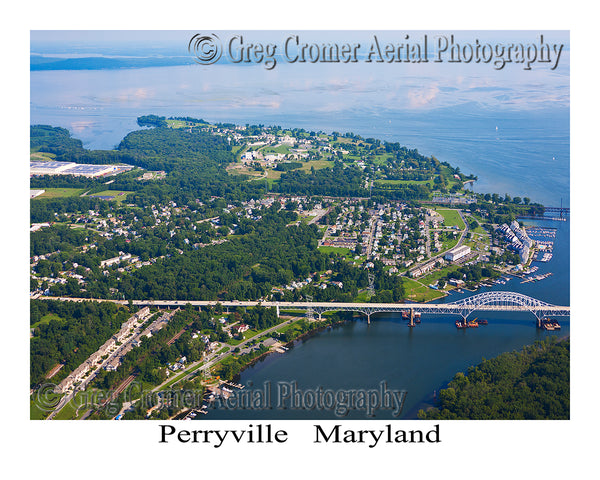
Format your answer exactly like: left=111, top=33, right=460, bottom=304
left=441, top=291, right=570, bottom=320
left=302, top=291, right=570, bottom=324
left=42, top=292, right=571, bottom=324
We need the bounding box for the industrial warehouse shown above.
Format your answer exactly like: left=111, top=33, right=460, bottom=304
left=30, top=160, right=131, bottom=177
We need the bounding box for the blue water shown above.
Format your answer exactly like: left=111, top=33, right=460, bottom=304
left=30, top=53, right=569, bottom=207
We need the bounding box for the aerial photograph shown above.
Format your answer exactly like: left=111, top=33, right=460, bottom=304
left=29, top=29, right=570, bottom=424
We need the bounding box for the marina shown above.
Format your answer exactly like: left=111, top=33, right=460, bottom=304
left=520, top=272, right=553, bottom=284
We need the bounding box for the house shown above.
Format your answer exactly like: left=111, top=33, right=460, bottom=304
left=232, top=324, right=250, bottom=334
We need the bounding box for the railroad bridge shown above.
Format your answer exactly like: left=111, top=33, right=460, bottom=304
left=544, top=206, right=570, bottom=216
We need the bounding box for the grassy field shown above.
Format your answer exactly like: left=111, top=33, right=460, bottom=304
left=52, top=391, right=92, bottom=420
left=439, top=235, right=460, bottom=252
left=30, top=397, right=52, bottom=420
left=166, top=119, right=188, bottom=128
left=471, top=224, right=489, bottom=235
left=354, top=291, right=372, bottom=302
left=31, top=313, right=63, bottom=330
left=235, top=158, right=334, bottom=184
left=231, top=145, right=245, bottom=158
left=402, top=277, right=446, bottom=302
left=230, top=167, right=267, bottom=179
left=317, top=246, right=353, bottom=256
left=434, top=208, right=466, bottom=229
left=265, top=169, right=283, bottom=180
left=369, top=154, right=395, bottom=166
left=299, top=159, right=335, bottom=172
left=88, top=190, right=133, bottom=204
left=276, top=319, right=305, bottom=335
left=262, top=145, right=293, bottom=154
left=34, top=188, right=86, bottom=199
left=419, top=265, right=460, bottom=287
left=300, top=214, right=317, bottom=224
left=30, top=151, right=57, bottom=161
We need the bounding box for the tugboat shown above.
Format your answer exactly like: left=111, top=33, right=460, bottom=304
left=541, top=318, right=555, bottom=331
left=414, top=312, right=421, bottom=323
left=455, top=319, right=467, bottom=329
left=552, top=320, right=561, bottom=330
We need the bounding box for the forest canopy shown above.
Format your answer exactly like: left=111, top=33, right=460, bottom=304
left=418, top=338, right=569, bottom=420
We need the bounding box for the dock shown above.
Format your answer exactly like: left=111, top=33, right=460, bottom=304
left=221, top=380, right=245, bottom=390
left=520, top=272, right=553, bottom=284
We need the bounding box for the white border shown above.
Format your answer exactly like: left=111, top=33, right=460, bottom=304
left=6, top=1, right=596, bottom=478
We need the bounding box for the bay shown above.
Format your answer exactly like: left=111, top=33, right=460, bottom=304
left=30, top=61, right=569, bottom=207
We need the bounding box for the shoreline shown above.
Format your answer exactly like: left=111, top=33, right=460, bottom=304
left=229, top=317, right=349, bottom=384
left=407, top=335, right=571, bottom=419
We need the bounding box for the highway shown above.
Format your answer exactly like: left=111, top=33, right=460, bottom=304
left=150, top=316, right=299, bottom=393
left=40, top=293, right=570, bottom=321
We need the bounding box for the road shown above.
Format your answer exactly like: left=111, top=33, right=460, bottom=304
left=150, top=316, right=299, bottom=392
left=408, top=208, right=470, bottom=273
left=39, top=294, right=570, bottom=316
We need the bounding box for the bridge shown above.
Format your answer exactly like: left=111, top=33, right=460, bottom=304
left=42, top=291, right=570, bottom=326
left=544, top=206, right=570, bottom=215
left=517, top=206, right=570, bottom=222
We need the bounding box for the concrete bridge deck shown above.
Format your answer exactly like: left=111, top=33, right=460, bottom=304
left=40, top=291, right=570, bottom=323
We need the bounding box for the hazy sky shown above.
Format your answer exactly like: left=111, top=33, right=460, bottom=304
left=30, top=30, right=570, bottom=54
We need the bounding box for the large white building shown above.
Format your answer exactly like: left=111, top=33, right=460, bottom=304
left=30, top=161, right=120, bottom=178
left=444, top=245, right=471, bottom=262
left=30, top=189, right=46, bottom=198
